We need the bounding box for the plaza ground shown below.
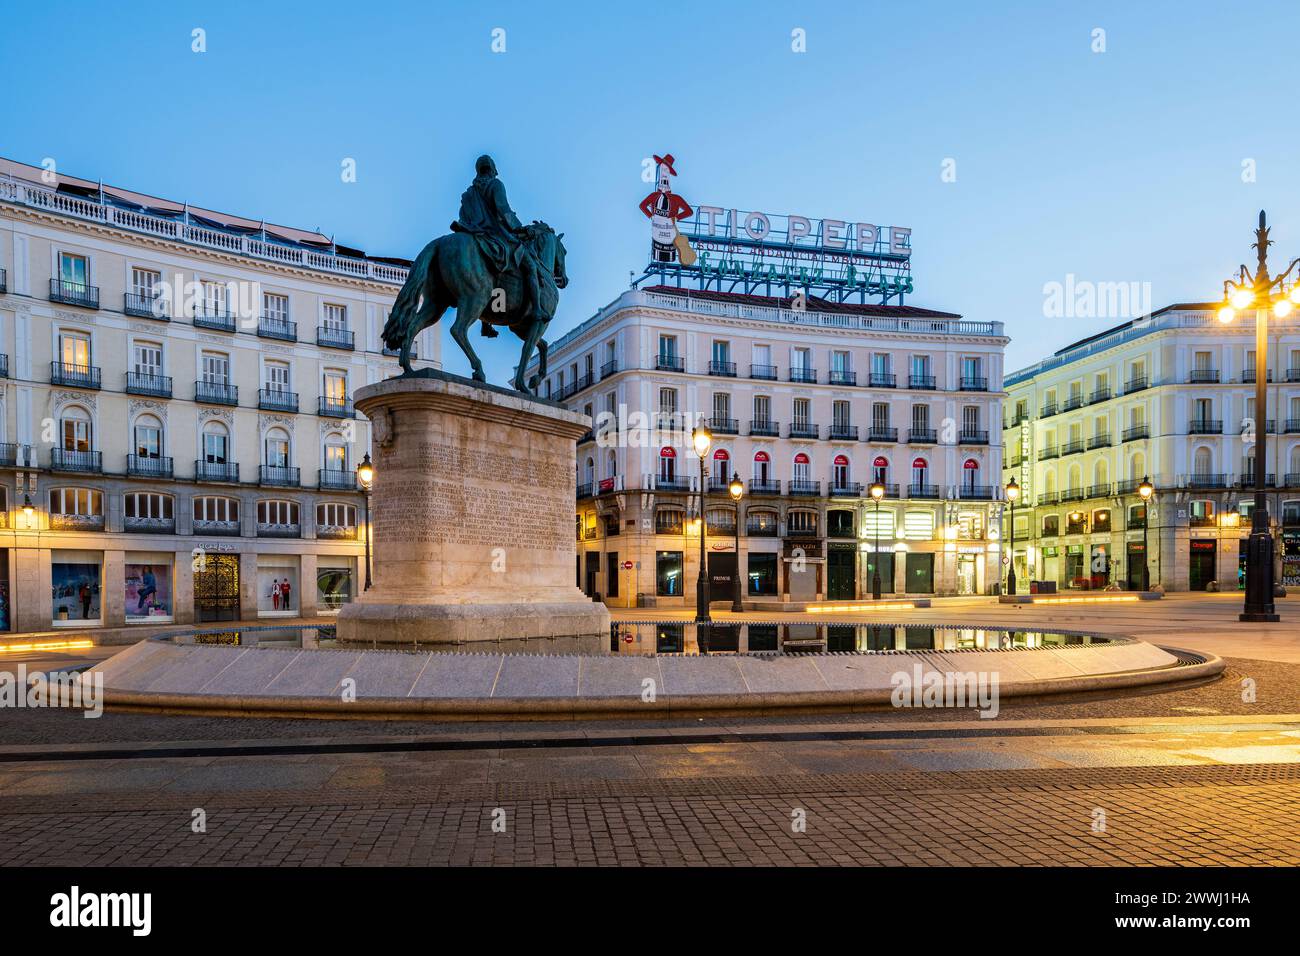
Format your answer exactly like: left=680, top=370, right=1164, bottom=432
left=2, top=592, right=1299, bottom=866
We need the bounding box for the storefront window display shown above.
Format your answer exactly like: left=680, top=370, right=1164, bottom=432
left=125, top=558, right=173, bottom=622
left=52, top=555, right=102, bottom=625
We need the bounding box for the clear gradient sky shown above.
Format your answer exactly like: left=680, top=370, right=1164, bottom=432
left=6, top=0, right=1300, bottom=381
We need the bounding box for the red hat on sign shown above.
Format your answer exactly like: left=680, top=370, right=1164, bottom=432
left=654, top=154, right=677, bottom=176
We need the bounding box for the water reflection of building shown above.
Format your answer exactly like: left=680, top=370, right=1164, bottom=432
left=0, top=158, right=439, bottom=633
left=530, top=286, right=1009, bottom=606
left=1003, top=303, right=1300, bottom=592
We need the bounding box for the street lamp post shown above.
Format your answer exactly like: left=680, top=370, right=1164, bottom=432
left=1138, top=476, right=1154, bottom=592
left=357, top=453, right=375, bottom=591
left=1005, top=477, right=1019, bottom=595
left=1216, top=211, right=1297, bottom=622
left=728, top=472, right=744, bottom=613
left=692, top=426, right=713, bottom=627
left=869, top=481, right=885, bottom=600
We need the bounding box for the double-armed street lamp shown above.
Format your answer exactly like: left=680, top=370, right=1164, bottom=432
left=728, top=472, right=744, bottom=613
left=1215, top=210, right=1297, bottom=622
left=356, top=453, right=375, bottom=591
left=1138, top=476, right=1154, bottom=592
left=1004, top=477, right=1020, bottom=595
left=868, top=480, right=885, bottom=599
left=691, top=425, right=713, bottom=625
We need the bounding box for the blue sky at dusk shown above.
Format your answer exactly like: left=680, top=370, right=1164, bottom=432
left=6, top=0, right=1300, bottom=381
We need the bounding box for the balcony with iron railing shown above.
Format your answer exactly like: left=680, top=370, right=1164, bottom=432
left=1286, top=418, right=1300, bottom=434
left=124, top=291, right=169, bottom=320
left=909, top=374, right=936, bottom=390
left=748, top=479, right=781, bottom=495
left=1188, top=419, right=1222, bottom=435
left=600, top=359, right=618, bottom=379
left=708, top=360, right=736, bottom=377
left=1089, top=386, right=1112, bottom=404
left=125, top=371, right=172, bottom=398
left=1189, top=368, right=1219, bottom=384
left=868, top=426, right=899, bottom=443
left=1038, top=492, right=1060, bottom=506
left=195, top=460, right=240, bottom=483
left=908, top=427, right=936, bottom=444
left=959, top=485, right=994, bottom=500
left=0, top=443, right=23, bottom=467
left=1116, top=478, right=1143, bottom=495
left=788, top=479, right=821, bottom=496
left=908, top=483, right=940, bottom=499
left=49, top=278, right=99, bottom=309
left=749, top=420, right=780, bottom=437
left=1060, top=487, right=1086, bottom=502
left=317, top=524, right=358, bottom=541
left=709, top=416, right=739, bottom=435
left=746, top=518, right=779, bottom=536
left=1087, top=433, right=1112, bottom=449
left=257, top=315, right=298, bottom=342
left=959, top=429, right=990, bottom=445
left=960, top=376, right=988, bottom=391
left=829, top=481, right=863, bottom=497
left=1238, top=471, right=1276, bottom=489
left=193, top=305, right=236, bottom=332
left=0, top=354, right=7, bottom=378
left=868, top=371, right=896, bottom=388
left=1286, top=473, right=1300, bottom=487
left=1039, top=445, right=1059, bottom=460
left=259, top=465, right=301, bottom=487
left=1125, top=376, right=1148, bottom=393
left=750, top=363, right=778, bottom=381
left=0, top=267, right=5, bottom=292
left=51, top=448, right=102, bottom=473
left=193, top=517, right=240, bottom=536
left=257, top=521, right=302, bottom=539
left=196, top=380, right=238, bottom=405
left=654, top=475, right=691, bottom=492
left=1062, top=394, right=1085, bottom=411
left=1287, top=368, right=1300, bottom=383
left=127, top=454, right=174, bottom=479
left=1241, top=369, right=1273, bottom=384
left=318, top=397, right=356, bottom=419
left=828, top=424, right=858, bottom=441
left=50, top=361, right=101, bottom=389
left=124, top=515, right=176, bottom=534
left=789, top=367, right=818, bottom=384
left=1123, top=424, right=1150, bottom=441
left=259, top=388, right=299, bottom=413
left=655, top=355, right=685, bottom=373
left=788, top=422, right=819, bottom=439
left=319, top=468, right=357, bottom=491
left=49, top=513, right=105, bottom=532
left=317, top=325, right=354, bottom=350
left=1186, top=473, right=1228, bottom=489
left=829, top=369, right=857, bottom=386
left=1087, top=482, right=1112, bottom=499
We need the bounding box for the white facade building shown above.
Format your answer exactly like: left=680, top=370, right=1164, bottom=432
left=531, top=286, right=1009, bottom=607
left=1002, top=303, right=1300, bottom=593
left=0, top=158, right=439, bottom=632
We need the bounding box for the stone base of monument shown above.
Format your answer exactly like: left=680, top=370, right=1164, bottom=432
left=337, top=371, right=610, bottom=649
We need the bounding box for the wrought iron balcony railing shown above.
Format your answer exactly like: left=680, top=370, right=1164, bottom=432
left=193, top=306, right=236, bottom=332
left=49, top=278, right=99, bottom=309
left=1188, top=419, right=1222, bottom=435
left=709, top=417, right=739, bottom=435
left=655, top=355, right=685, bottom=373
left=127, top=454, right=173, bottom=479
left=909, top=374, right=936, bottom=390
left=259, top=389, right=300, bottom=413
left=829, top=369, right=857, bottom=385
left=749, top=420, right=780, bottom=437
left=318, top=397, right=356, bottom=418
left=316, top=325, right=354, bottom=350
left=51, top=448, right=102, bottom=473
left=319, top=468, right=358, bottom=490
left=748, top=479, right=781, bottom=495
left=828, top=424, right=858, bottom=440
left=1123, top=424, right=1150, bottom=441
left=51, top=361, right=101, bottom=389
left=196, top=381, right=238, bottom=405
left=195, top=460, right=240, bottom=483
left=788, top=422, right=819, bottom=439
left=959, top=376, right=988, bottom=391
left=125, top=372, right=172, bottom=398
left=868, top=426, right=899, bottom=442
left=908, top=427, right=937, bottom=444
left=908, top=483, right=940, bottom=499
left=259, top=465, right=301, bottom=487
left=789, top=368, right=817, bottom=384
left=257, top=316, right=298, bottom=342
left=708, top=360, right=736, bottom=377
left=788, top=479, right=821, bottom=496
left=124, top=291, right=169, bottom=320
left=750, top=363, right=778, bottom=380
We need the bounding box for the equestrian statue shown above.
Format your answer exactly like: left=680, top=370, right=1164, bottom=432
left=382, top=154, right=567, bottom=394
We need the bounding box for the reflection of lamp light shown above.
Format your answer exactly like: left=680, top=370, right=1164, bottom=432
left=22, top=494, right=34, bottom=524
left=356, top=452, right=374, bottom=488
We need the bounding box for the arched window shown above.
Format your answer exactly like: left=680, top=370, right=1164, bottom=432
left=1289, top=446, right=1300, bottom=478
left=264, top=427, right=291, bottom=469
left=712, top=448, right=730, bottom=488
left=753, top=450, right=771, bottom=483
left=322, top=432, right=348, bottom=474
left=658, top=446, right=676, bottom=482
left=193, top=495, right=239, bottom=533
left=60, top=405, right=93, bottom=452
left=317, top=502, right=357, bottom=533
left=606, top=450, right=617, bottom=480
left=872, top=455, right=889, bottom=485
left=792, top=452, right=811, bottom=483
left=1067, top=464, right=1083, bottom=494
left=911, top=456, right=929, bottom=490
left=787, top=509, right=818, bottom=535
left=1193, top=446, right=1213, bottom=478
left=257, top=499, right=300, bottom=530
left=746, top=509, right=778, bottom=536
left=1130, top=452, right=1146, bottom=480
left=705, top=507, right=736, bottom=535
left=1093, top=458, right=1109, bottom=487
left=962, top=458, right=980, bottom=492
left=1045, top=469, right=1058, bottom=495
left=832, top=454, right=851, bottom=491
left=654, top=505, right=685, bottom=535
left=202, top=421, right=230, bottom=464
left=133, top=414, right=163, bottom=460
left=584, top=456, right=595, bottom=486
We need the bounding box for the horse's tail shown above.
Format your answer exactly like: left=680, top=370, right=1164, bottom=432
left=382, top=238, right=439, bottom=348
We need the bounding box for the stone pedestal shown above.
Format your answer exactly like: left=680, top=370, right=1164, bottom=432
left=337, top=371, right=610, bottom=648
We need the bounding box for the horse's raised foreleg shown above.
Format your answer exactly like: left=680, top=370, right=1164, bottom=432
left=512, top=320, right=546, bottom=393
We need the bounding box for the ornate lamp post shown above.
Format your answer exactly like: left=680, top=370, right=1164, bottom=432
left=1216, top=211, right=1297, bottom=622
left=691, top=426, right=713, bottom=625
left=356, top=453, right=375, bottom=591
left=728, top=472, right=744, bottom=612
left=21, top=494, right=35, bottom=527
left=1005, top=477, right=1020, bottom=595
left=1137, top=476, right=1154, bottom=592
left=868, top=481, right=885, bottom=600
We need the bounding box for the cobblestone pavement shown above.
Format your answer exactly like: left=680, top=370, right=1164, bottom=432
left=4, top=719, right=1300, bottom=866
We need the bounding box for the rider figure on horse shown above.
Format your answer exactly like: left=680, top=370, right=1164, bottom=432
left=452, top=155, right=531, bottom=338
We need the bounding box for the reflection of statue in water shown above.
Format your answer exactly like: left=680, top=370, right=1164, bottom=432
left=383, top=154, right=567, bottom=394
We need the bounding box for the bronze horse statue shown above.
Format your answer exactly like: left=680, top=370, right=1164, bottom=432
left=382, top=220, right=566, bottom=395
